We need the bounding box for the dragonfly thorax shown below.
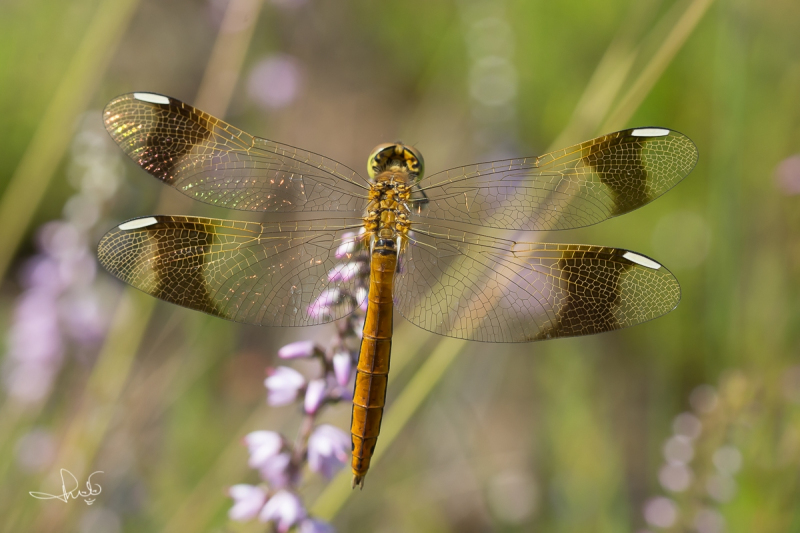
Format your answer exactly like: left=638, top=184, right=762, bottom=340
left=363, top=178, right=412, bottom=242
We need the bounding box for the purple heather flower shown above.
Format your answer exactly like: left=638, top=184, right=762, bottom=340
left=327, top=262, right=362, bottom=282
left=259, top=490, right=306, bottom=532
left=60, top=290, right=106, bottom=345
left=8, top=292, right=63, bottom=364
left=228, top=484, right=267, bottom=521
left=265, top=366, right=306, bottom=406
left=356, top=288, right=368, bottom=313
left=776, top=155, right=800, bottom=195
left=20, top=256, right=63, bottom=292
left=337, top=386, right=353, bottom=402
left=304, top=379, right=327, bottom=414
left=37, top=221, right=84, bottom=260
left=335, top=232, right=356, bottom=259
left=278, top=340, right=319, bottom=359
left=3, top=362, right=59, bottom=405
left=299, top=518, right=336, bottom=533
left=307, top=424, right=349, bottom=478
left=244, top=431, right=283, bottom=469
left=259, top=451, right=293, bottom=489
left=247, top=55, right=302, bottom=110
left=307, top=289, right=340, bottom=319
left=332, top=352, right=352, bottom=387
left=353, top=316, right=365, bottom=339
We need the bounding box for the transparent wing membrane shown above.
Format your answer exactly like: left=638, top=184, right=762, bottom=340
left=395, top=225, right=680, bottom=342
left=98, top=215, right=369, bottom=326
left=104, top=93, right=370, bottom=213
left=98, top=93, right=696, bottom=342
left=412, top=128, right=697, bottom=231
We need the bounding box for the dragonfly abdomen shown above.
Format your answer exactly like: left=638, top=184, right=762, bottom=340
left=351, top=237, right=397, bottom=489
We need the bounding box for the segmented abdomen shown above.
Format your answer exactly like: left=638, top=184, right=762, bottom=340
left=350, top=242, right=397, bottom=488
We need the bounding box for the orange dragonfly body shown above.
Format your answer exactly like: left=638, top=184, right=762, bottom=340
left=98, top=93, right=697, bottom=488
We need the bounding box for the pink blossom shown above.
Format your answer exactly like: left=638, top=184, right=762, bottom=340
left=244, top=431, right=283, bottom=469
left=356, top=288, right=368, bottom=313
left=37, top=221, right=84, bottom=260
left=353, top=316, right=365, bottom=339
left=332, top=352, right=352, bottom=387
left=775, top=155, right=800, bottom=195
left=20, top=256, right=63, bottom=292
left=3, top=363, right=59, bottom=404
left=307, top=424, right=349, bottom=478
left=335, top=232, right=356, bottom=258
left=265, top=367, right=306, bottom=406
left=60, top=290, right=106, bottom=345
left=299, top=518, right=336, bottom=533
left=338, top=386, right=353, bottom=402
left=228, top=484, right=267, bottom=521
left=278, top=340, right=319, bottom=359
left=247, top=55, right=302, bottom=110
left=259, top=490, right=306, bottom=532
left=259, top=451, right=292, bottom=488
left=307, top=289, right=340, bottom=319
left=327, top=262, right=362, bottom=282
left=304, top=379, right=327, bottom=414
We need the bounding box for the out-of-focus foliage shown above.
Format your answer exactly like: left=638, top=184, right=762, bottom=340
left=1, top=0, right=799, bottom=531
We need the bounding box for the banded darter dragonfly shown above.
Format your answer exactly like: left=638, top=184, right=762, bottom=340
left=98, top=92, right=697, bottom=488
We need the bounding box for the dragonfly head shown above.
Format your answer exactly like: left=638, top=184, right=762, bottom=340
left=367, top=143, right=424, bottom=182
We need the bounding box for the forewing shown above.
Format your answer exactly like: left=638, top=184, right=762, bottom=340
left=395, top=224, right=680, bottom=342
left=104, top=93, right=369, bottom=213
left=413, top=128, right=697, bottom=231
left=98, top=216, right=369, bottom=326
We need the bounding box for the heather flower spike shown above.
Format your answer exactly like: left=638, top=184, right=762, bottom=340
left=229, top=224, right=367, bottom=531
left=3, top=117, right=121, bottom=405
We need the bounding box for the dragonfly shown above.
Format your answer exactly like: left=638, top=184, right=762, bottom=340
left=98, top=92, right=697, bottom=488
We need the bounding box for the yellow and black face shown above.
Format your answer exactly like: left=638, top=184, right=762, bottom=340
left=367, top=143, right=424, bottom=182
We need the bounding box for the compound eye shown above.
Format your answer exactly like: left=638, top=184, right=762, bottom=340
left=403, top=145, right=425, bottom=180
left=367, top=144, right=396, bottom=179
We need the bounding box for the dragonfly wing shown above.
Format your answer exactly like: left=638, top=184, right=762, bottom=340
left=414, top=128, right=697, bottom=231
left=395, top=224, right=680, bottom=342
left=104, top=93, right=369, bottom=213
left=98, top=216, right=369, bottom=326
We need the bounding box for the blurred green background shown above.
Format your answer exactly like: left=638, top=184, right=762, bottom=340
left=1, top=0, right=799, bottom=531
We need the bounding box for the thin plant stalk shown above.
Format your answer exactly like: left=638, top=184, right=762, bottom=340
left=600, top=0, right=716, bottom=133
